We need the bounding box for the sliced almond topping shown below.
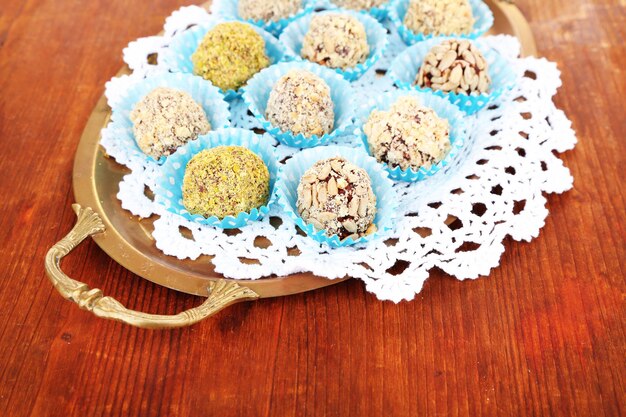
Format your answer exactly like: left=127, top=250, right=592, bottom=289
left=349, top=197, right=360, bottom=217
left=317, top=211, right=337, bottom=222
left=358, top=197, right=369, bottom=217
left=330, top=159, right=343, bottom=173
left=342, top=219, right=358, bottom=233
left=317, top=182, right=328, bottom=204
left=461, top=50, right=476, bottom=66
left=302, top=173, right=317, bottom=184
left=300, top=185, right=312, bottom=209
left=438, top=50, right=457, bottom=71
left=327, top=177, right=338, bottom=196
left=337, top=177, right=348, bottom=189
left=449, top=65, right=463, bottom=86
left=317, top=163, right=332, bottom=180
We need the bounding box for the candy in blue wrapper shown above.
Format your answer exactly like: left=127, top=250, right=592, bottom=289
left=159, top=19, right=293, bottom=100
left=388, top=37, right=518, bottom=114
left=279, top=9, right=388, bottom=81
left=211, top=0, right=316, bottom=36
left=242, top=61, right=355, bottom=148
left=389, top=0, right=493, bottom=45
left=108, top=71, right=231, bottom=165
left=155, top=128, right=279, bottom=229
left=277, top=145, right=398, bottom=248
left=355, top=90, right=468, bottom=182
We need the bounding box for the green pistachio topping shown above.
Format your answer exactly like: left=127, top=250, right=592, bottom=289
left=191, top=22, right=270, bottom=91
left=182, top=146, right=270, bottom=219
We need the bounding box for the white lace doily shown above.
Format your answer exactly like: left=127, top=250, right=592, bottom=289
left=101, top=5, right=576, bottom=302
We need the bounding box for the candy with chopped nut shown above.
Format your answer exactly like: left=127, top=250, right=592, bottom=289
left=404, top=0, right=474, bottom=36
left=329, top=0, right=386, bottom=11
left=182, top=146, right=270, bottom=219
left=266, top=69, right=335, bottom=138
left=238, top=0, right=302, bottom=21
left=364, top=96, right=450, bottom=171
left=192, top=22, right=270, bottom=91
left=415, top=39, right=491, bottom=94
left=130, top=87, right=211, bottom=160
left=297, top=156, right=377, bottom=240
left=301, top=13, right=369, bottom=70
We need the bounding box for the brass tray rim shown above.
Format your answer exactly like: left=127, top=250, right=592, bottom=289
left=72, top=0, right=537, bottom=299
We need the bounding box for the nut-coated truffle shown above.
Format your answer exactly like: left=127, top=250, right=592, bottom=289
left=191, top=22, right=270, bottom=91
left=415, top=39, right=491, bottom=94
left=182, top=146, right=270, bottom=219
left=238, top=0, right=301, bottom=22
left=301, top=13, right=369, bottom=70
left=297, top=156, right=377, bottom=240
left=364, top=96, right=451, bottom=171
left=130, top=87, right=211, bottom=159
left=403, top=0, right=474, bottom=36
left=266, top=69, right=335, bottom=138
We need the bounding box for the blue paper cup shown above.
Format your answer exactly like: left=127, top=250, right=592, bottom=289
left=319, top=0, right=392, bottom=22
left=276, top=145, right=398, bottom=248
left=159, top=19, right=293, bottom=100
left=279, top=9, right=389, bottom=81
left=389, top=0, right=493, bottom=45
left=355, top=90, right=468, bottom=182
left=388, top=37, right=517, bottom=114
left=107, top=71, right=231, bottom=165
left=242, top=61, right=355, bottom=148
left=154, top=128, right=279, bottom=229
left=211, top=0, right=316, bottom=36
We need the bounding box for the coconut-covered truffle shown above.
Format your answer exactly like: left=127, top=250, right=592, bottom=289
left=297, top=157, right=377, bottom=240
left=130, top=87, right=211, bottom=159
left=238, top=0, right=301, bottom=21
left=364, top=96, right=450, bottom=171
left=182, top=146, right=270, bottom=219
left=266, top=69, right=335, bottom=138
left=192, top=22, right=270, bottom=91
left=404, top=0, right=474, bottom=36
left=301, top=14, right=370, bottom=70
left=416, top=39, right=491, bottom=94
left=330, top=0, right=386, bottom=10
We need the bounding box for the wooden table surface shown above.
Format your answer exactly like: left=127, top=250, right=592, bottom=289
left=0, top=0, right=624, bottom=416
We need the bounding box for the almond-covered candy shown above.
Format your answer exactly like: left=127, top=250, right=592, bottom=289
left=301, top=13, right=369, bottom=70
left=415, top=39, right=491, bottom=95
left=297, top=157, right=377, bottom=240
left=364, top=96, right=450, bottom=171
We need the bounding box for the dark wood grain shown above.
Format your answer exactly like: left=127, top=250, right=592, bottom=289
left=0, top=1, right=624, bottom=416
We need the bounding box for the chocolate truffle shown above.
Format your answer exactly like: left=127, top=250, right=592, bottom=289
left=415, top=39, right=491, bottom=94
left=297, top=156, right=377, bottom=240
left=238, top=0, right=301, bottom=22
left=403, top=0, right=474, bottom=36
left=191, top=22, right=270, bottom=91
left=130, top=87, right=211, bottom=160
left=330, top=0, right=386, bottom=11
left=266, top=69, right=335, bottom=138
left=301, top=14, right=370, bottom=70
left=364, top=96, right=450, bottom=171
left=182, top=146, right=270, bottom=219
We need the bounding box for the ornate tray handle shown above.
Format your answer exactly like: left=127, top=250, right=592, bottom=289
left=44, top=204, right=260, bottom=329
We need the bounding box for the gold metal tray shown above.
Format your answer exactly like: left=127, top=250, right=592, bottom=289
left=45, top=0, right=537, bottom=329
